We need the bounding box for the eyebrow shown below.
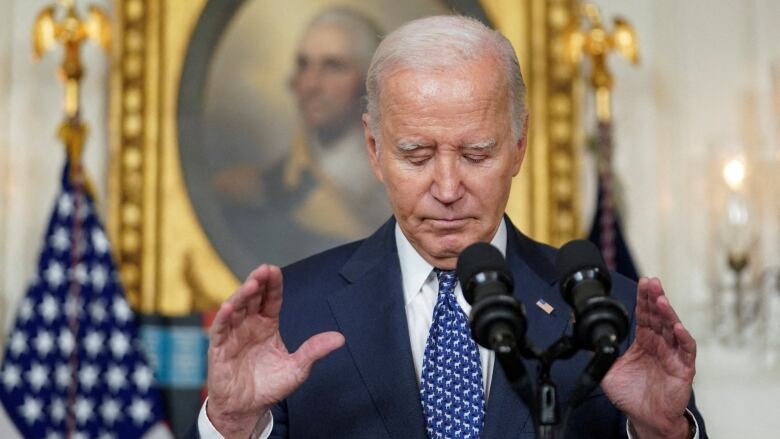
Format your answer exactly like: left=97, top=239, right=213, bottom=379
left=396, top=141, right=432, bottom=151
left=396, top=139, right=497, bottom=151
left=462, top=139, right=497, bottom=150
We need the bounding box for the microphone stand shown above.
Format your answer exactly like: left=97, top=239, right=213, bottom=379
left=493, top=335, right=620, bottom=439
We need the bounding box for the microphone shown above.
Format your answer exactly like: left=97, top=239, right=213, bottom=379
left=555, top=239, right=629, bottom=352
left=457, top=242, right=526, bottom=353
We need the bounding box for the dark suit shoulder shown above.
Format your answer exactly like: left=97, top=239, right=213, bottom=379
left=281, top=239, right=363, bottom=288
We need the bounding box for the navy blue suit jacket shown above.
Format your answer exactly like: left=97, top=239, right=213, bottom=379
left=199, top=217, right=707, bottom=438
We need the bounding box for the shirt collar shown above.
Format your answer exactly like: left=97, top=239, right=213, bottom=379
left=395, top=218, right=508, bottom=306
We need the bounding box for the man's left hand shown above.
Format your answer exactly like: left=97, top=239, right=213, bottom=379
left=601, top=277, right=697, bottom=439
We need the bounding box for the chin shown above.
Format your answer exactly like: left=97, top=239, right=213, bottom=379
left=433, top=235, right=472, bottom=256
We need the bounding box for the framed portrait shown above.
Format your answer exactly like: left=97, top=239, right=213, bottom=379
left=109, top=0, right=583, bottom=315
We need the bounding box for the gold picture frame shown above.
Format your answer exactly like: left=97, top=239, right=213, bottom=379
left=108, top=0, right=582, bottom=315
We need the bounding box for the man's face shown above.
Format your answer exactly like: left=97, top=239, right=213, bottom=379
left=291, top=24, right=365, bottom=135
left=364, top=56, right=527, bottom=269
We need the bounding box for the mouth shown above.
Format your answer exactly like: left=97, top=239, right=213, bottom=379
left=426, top=217, right=471, bottom=229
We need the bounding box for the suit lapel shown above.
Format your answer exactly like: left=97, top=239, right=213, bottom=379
left=327, top=220, right=427, bottom=439
left=482, top=221, right=571, bottom=439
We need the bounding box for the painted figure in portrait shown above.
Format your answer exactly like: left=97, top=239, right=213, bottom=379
left=210, top=8, right=390, bottom=271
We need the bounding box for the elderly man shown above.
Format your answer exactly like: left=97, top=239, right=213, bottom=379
left=196, top=15, right=706, bottom=439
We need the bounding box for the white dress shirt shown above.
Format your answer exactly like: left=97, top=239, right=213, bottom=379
left=197, top=218, right=698, bottom=438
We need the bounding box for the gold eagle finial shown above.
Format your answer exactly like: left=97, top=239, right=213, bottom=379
left=563, top=2, right=640, bottom=121
left=31, top=0, right=110, bottom=188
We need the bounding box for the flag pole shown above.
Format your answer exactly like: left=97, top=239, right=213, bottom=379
left=563, top=2, right=640, bottom=275
left=32, top=1, right=111, bottom=435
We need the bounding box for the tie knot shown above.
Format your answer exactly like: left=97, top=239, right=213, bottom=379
left=434, top=269, right=457, bottom=296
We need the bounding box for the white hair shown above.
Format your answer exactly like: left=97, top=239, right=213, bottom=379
left=365, top=15, right=526, bottom=145
left=305, top=7, right=383, bottom=73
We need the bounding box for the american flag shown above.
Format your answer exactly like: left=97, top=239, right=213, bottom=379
left=535, top=298, right=555, bottom=315
left=0, top=162, right=164, bottom=438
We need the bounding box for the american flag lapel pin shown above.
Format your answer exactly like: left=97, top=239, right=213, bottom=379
left=535, top=298, right=554, bottom=315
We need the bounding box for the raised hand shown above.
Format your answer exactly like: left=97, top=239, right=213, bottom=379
left=205, top=264, right=345, bottom=438
left=601, top=277, right=697, bottom=439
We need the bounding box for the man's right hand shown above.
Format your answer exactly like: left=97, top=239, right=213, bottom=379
left=205, top=264, right=345, bottom=438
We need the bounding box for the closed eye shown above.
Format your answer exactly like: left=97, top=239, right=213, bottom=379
left=407, top=155, right=432, bottom=166
left=463, top=154, right=488, bottom=164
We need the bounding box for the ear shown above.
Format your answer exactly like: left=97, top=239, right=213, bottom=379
left=363, top=113, right=384, bottom=183
left=511, top=112, right=530, bottom=176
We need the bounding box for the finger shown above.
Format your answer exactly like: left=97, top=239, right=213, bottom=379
left=210, top=268, right=265, bottom=342
left=647, top=280, right=665, bottom=337
left=210, top=301, right=235, bottom=346
left=228, top=276, right=265, bottom=330
left=259, top=265, right=284, bottom=318
left=674, top=322, right=697, bottom=364
left=634, top=277, right=651, bottom=329
left=652, top=278, right=682, bottom=324
left=291, top=331, right=346, bottom=372
left=245, top=265, right=268, bottom=315
left=223, top=270, right=263, bottom=315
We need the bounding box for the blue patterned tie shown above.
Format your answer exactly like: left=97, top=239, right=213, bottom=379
left=421, top=269, right=485, bottom=438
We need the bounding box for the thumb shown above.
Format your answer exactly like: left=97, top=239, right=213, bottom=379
left=291, top=331, right=345, bottom=372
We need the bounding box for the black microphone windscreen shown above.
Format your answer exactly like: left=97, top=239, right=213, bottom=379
left=456, top=242, right=510, bottom=292
left=554, top=239, right=608, bottom=281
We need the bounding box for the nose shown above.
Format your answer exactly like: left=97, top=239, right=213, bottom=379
left=294, top=65, right=321, bottom=95
left=430, top=154, right=464, bottom=205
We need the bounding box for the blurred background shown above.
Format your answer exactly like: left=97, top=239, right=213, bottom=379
left=1, top=0, right=779, bottom=436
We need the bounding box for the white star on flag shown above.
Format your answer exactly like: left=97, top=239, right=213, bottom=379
left=83, top=330, right=104, bottom=357
left=106, top=365, right=127, bottom=392
left=9, top=331, right=27, bottom=357
left=39, top=295, right=60, bottom=323
left=91, top=228, right=109, bottom=255
left=70, top=263, right=89, bottom=286
left=2, top=364, right=21, bottom=391
left=57, top=193, right=73, bottom=218
left=34, top=330, right=55, bottom=356
left=20, top=396, right=43, bottom=425
left=89, top=299, right=106, bottom=323
left=17, top=297, right=34, bottom=322
left=26, top=363, right=49, bottom=392
left=100, top=397, right=121, bottom=424
left=58, top=329, right=74, bottom=356
left=132, top=365, right=154, bottom=392
left=90, top=265, right=108, bottom=291
left=50, top=397, right=66, bottom=422
left=112, top=297, right=132, bottom=323
left=109, top=331, right=130, bottom=359
left=64, top=294, right=82, bottom=319
left=49, top=227, right=70, bottom=253
left=74, top=397, right=94, bottom=425
left=54, top=364, right=70, bottom=389
left=79, top=364, right=99, bottom=391
left=129, top=398, right=152, bottom=425
left=44, top=261, right=65, bottom=288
